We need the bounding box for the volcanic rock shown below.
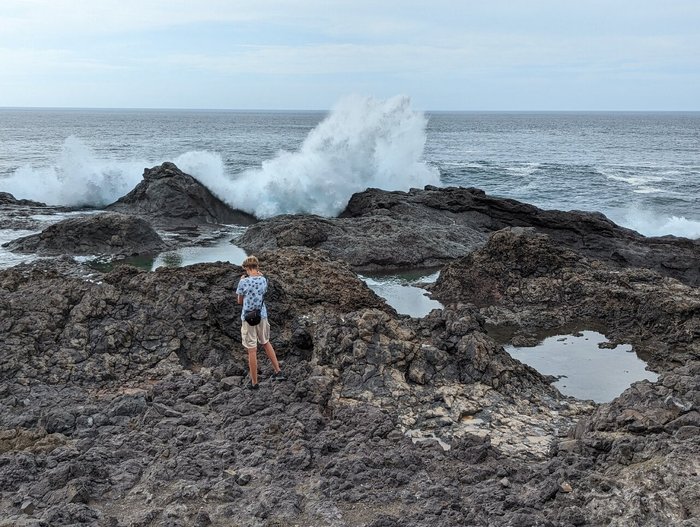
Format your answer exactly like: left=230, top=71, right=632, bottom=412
left=238, top=186, right=700, bottom=285
left=107, top=162, right=256, bottom=226
left=2, top=212, right=166, bottom=257
left=236, top=212, right=486, bottom=271
left=1, top=232, right=697, bottom=525
left=0, top=249, right=603, bottom=526
left=0, top=192, right=55, bottom=230
left=429, top=227, right=700, bottom=525
left=0, top=192, right=46, bottom=207
left=430, top=227, right=700, bottom=370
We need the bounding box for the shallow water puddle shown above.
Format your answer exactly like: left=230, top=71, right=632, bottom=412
left=150, top=242, right=248, bottom=270
left=504, top=330, right=658, bottom=402
left=359, top=270, right=443, bottom=318
left=84, top=232, right=249, bottom=272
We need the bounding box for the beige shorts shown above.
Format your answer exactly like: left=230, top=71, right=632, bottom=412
left=241, top=318, right=270, bottom=349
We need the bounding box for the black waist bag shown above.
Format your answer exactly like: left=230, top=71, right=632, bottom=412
left=244, top=308, right=262, bottom=326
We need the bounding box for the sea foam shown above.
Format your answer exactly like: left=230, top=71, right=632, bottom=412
left=196, top=94, right=440, bottom=218
left=608, top=208, right=700, bottom=239
left=4, top=95, right=438, bottom=218
left=3, top=136, right=146, bottom=207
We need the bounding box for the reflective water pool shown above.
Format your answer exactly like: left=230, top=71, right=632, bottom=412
left=360, top=271, right=443, bottom=318
left=504, top=330, right=658, bottom=402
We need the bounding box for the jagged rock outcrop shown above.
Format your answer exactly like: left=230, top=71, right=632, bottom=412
left=0, top=192, right=53, bottom=230
left=429, top=227, right=700, bottom=525
left=238, top=186, right=700, bottom=285
left=0, top=192, right=46, bottom=207
left=430, top=227, right=700, bottom=370
left=107, top=162, right=257, bottom=226
left=2, top=212, right=166, bottom=257
left=0, top=234, right=697, bottom=525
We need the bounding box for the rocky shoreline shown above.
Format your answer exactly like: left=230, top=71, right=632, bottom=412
left=0, top=163, right=698, bottom=526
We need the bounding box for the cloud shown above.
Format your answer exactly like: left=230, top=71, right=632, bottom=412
left=0, top=47, right=122, bottom=75
left=1, top=1, right=699, bottom=109
left=162, top=31, right=699, bottom=79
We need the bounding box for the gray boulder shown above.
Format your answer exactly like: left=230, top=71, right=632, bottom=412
left=236, top=212, right=486, bottom=271
left=2, top=212, right=166, bottom=256
left=107, top=162, right=256, bottom=226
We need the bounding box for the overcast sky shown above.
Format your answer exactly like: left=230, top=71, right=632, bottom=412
left=1, top=0, right=698, bottom=110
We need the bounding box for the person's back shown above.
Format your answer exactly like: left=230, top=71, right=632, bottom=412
left=235, top=255, right=286, bottom=389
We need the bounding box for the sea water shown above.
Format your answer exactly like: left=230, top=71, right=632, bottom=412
left=1, top=97, right=699, bottom=238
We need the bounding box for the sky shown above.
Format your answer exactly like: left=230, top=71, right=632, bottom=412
left=1, top=0, right=699, bottom=111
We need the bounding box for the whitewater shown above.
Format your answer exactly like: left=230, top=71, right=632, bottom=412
left=1, top=96, right=699, bottom=238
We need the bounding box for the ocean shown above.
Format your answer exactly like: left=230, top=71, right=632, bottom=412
left=1, top=96, right=699, bottom=238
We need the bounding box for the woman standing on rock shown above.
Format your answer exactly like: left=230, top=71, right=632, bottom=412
left=236, top=255, right=286, bottom=389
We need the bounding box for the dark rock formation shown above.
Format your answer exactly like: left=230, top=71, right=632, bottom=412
left=0, top=192, right=46, bottom=207
left=430, top=227, right=700, bottom=525
left=107, top=162, right=257, bottom=226
left=238, top=186, right=700, bottom=285
left=0, top=249, right=605, bottom=526
left=2, top=212, right=166, bottom=257
left=0, top=234, right=697, bottom=525
left=0, top=192, right=53, bottom=230
left=236, top=212, right=485, bottom=271
left=430, top=227, right=700, bottom=371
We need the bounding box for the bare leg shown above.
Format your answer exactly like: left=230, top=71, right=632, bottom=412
left=247, top=347, right=258, bottom=384
left=262, top=342, right=281, bottom=373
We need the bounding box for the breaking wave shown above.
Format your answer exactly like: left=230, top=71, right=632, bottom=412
left=221, top=94, right=440, bottom=217
left=3, top=95, right=439, bottom=217
left=2, top=136, right=146, bottom=207
left=607, top=208, right=700, bottom=239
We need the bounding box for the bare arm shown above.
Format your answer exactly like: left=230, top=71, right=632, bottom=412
left=237, top=274, right=246, bottom=304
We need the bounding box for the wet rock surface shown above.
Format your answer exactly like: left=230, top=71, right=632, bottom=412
left=0, top=193, right=79, bottom=232
left=430, top=227, right=700, bottom=526
left=2, top=212, right=167, bottom=257
left=1, top=238, right=697, bottom=526
left=236, top=212, right=486, bottom=271
left=106, top=162, right=257, bottom=227
left=239, top=186, right=700, bottom=284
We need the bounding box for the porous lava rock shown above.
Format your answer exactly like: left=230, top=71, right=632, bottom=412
left=429, top=227, right=700, bottom=525
left=238, top=186, right=700, bottom=285
left=2, top=212, right=166, bottom=257
left=107, top=162, right=256, bottom=226
left=0, top=248, right=605, bottom=527
left=236, top=212, right=485, bottom=271
left=430, top=227, right=700, bottom=370
left=0, top=235, right=697, bottom=526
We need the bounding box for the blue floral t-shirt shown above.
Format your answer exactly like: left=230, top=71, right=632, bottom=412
left=236, top=275, right=268, bottom=321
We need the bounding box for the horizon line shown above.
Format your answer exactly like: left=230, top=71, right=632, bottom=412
left=1, top=106, right=699, bottom=114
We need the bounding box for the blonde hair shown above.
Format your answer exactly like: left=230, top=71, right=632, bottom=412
left=242, top=255, right=259, bottom=269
